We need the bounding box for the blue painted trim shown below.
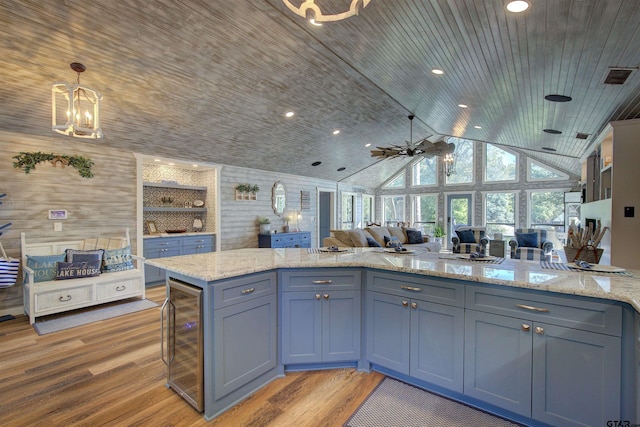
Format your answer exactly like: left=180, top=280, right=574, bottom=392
left=283, top=361, right=359, bottom=372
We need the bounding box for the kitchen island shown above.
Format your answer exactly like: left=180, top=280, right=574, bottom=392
left=147, top=248, right=640, bottom=426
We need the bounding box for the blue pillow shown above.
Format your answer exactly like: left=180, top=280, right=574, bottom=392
left=102, top=246, right=134, bottom=272
left=405, top=229, right=423, bottom=244
left=65, top=249, right=104, bottom=263
left=56, top=260, right=102, bottom=280
left=25, top=254, right=66, bottom=283
left=516, top=232, right=538, bottom=248
left=455, top=229, right=476, bottom=244
left=384, top=235, right=401, bottom=247
left=366, top=237, right=382, bottom=247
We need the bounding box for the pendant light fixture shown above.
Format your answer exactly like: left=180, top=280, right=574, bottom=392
left=282, top=0, right=371, bottom=24
left=52, top=62, right=103, bottom=139
left=443, top=152, right=456, bottom=177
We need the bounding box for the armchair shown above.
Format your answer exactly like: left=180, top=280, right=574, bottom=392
left=451, top=226, right=489, bottom=254
left=509, top=228, right=554, bottom=261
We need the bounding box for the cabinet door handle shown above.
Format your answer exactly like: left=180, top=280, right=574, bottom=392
left=315, top=294, right=321, bottom=300
left=535, top=326, right=545, bottom=335
left=59, top=294, right=72, bottom=302
left=323, top=294, right=329, bottom=300
left=411, top=302, right=417, bottom=309
left=116, top=285, right=126, bottom=291
left=516, top=303, right=550, bottom=313
left=241, top=288, right=255, bottom=295
left=521, top=324, right=531, bottom=332
left=312, top=280, right=333, bottom=284
left=400, top=285, right=422, bottom=292
left=402, top=300, right=409, bottom=307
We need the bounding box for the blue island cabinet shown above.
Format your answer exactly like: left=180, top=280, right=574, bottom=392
left=366, top=270, right=465, bottom=393
left=279, top=269, right=361, bottom=369
left=465, top=284, right=622, bottom=427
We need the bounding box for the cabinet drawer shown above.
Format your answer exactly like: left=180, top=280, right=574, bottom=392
left=182, top=235, right=214, bottom=247
left=212, top=271, right=276, bottom=309
left=144, top=237, right=182, bottom=250
left=466, top=284, right=622, bottom=336
left=367, top=270, right=464, bottom=307
left=96, top=277, right=143, bottom=300
left=35, top=285, right=94, bottom=311
left=280, top=269, right=361, bottom=291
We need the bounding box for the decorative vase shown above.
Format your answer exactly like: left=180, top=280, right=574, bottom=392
left=259, top=224, right=270, bottom=234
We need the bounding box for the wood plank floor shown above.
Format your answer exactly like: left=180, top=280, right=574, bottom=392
left=0, top=286, right=383, bottom=426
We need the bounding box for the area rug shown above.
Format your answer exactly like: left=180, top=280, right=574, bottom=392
left=345, top=377, right=521, bottom=427
left=33, top=299, right=158, bottom=335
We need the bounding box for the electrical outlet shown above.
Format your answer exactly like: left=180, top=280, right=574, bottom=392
left=54, top=222, right=62, bottom=231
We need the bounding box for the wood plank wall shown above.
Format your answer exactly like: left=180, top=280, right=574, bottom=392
left=0, top=130, right=138, bottom=314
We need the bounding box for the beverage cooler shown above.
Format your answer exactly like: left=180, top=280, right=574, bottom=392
left=161, top=278, right=204, bottom=411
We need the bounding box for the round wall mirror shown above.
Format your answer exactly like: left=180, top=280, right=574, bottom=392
left=272, top=181, right=287, bottom=216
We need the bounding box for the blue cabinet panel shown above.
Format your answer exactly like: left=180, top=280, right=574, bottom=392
left=281, top=291, right=322, bottom=364
left=366, top=291, right=410, bottom=374
left=259, top=232, right=311, bottom=248
left=322, top=290, right=361, bottom=362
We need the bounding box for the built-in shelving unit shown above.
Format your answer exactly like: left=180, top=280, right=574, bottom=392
left=142, top=181, right=208, bottom=234
left=143, top=182, right=207, bottom=191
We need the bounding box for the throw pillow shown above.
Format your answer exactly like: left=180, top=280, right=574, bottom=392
left=387, top=227, right=407, bottom=244
left=516, top=232, right=539, bottom=248
left=65, top=249, right=105, bottom=263
left=366, top=237, right=382, bottom=247
left=331, top=230, right=354, bottom=246
left=24, top=254, right=67, bottom=283
left=102, top=245, right=134, bottom=272
left=455, top=229, right=477, bottom=244
left=349, top=229, right=369, bottom=247
left=405, top=229, right=424, bottom=244
left=56, top=260, right=102, bottom=280
left=384, top=235, right=401, bottom=247
left=365, top=227, right=390, bottom=247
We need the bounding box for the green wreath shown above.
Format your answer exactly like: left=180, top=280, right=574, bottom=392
left=12, top=152, right=94, bottom=178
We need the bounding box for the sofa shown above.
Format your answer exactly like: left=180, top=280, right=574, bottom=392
left=451, top=226, right=489, bottom=254
left=322, top=226, right=441, bottom=252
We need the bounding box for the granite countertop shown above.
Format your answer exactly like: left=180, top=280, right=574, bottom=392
left=145, top=248, right=640, bottom=312
left=144, top=231, right=215, bottom=238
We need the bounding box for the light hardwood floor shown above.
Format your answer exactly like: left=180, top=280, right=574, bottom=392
left=0, top=286, right=383, bottom=426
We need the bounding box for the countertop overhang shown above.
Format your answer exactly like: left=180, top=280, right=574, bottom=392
left=145, top=248, right=640, bottom=312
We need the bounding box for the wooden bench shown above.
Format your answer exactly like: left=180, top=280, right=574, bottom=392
left=21, top=229, right=145, bottom=324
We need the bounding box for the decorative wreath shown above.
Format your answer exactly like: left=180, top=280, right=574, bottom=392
left=12, top=152, right=94, bottom=178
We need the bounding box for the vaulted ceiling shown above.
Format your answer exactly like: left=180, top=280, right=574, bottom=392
left=2, top=1, right=639, bottom=186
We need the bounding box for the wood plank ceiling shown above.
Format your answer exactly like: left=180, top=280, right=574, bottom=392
left=1, top=0, right=639, bottom=186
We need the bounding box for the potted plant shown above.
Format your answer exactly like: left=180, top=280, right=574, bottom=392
left=433, top=224, right=445, bottom=245
left=256, top=216, right=271, bottom=234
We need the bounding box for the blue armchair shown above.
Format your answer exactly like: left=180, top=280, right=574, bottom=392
left=509, top=228, right=554, bottom=261
left=451, top=227, right=489, bottom=254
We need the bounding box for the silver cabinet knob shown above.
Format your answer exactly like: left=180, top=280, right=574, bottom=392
left=402, top=300, right=408, bottom=307
left=535, top=326, right=545, bottom=335
left=323, top=294, right=329, bottom=300
left=315, top=294, right=321, bottom=300
left=411, top=302, right=417, bottom=309
left=521, top=324, right=531, bottom=332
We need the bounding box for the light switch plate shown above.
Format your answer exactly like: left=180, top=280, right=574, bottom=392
left=54, top=222, right=62, bottom=231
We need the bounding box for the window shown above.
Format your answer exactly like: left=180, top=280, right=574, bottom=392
left=341, top=192, right=355, bottom=230
left=529, top=190, right=566, bottom=232
left=485, top=144, right=517, bottom=182
left=412, top=194, right=437, bottom=235
left=383, top=172, right=405, bottom=188
left=527, top=159, right=568, bottom=181
left=412, top=157, right=437, bottom=186
left=382, top=195, right=405, bottom=226
left=484, top=192, right=516, bottom=238
left=363, top=194, right=375, bottom=225
left=446, top=138, right=474, bottom=184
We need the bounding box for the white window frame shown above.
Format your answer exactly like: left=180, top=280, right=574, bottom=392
left=383, top=172, right=406, bottom=189
left=526, top=188, right=571, bottom=230
left=412, top=194, right=438, bottom=234
left=482, top=190, right=518, bottom=239
left=445, top=138, right=475, bottom=186
left=484, top=144, right=519, bottom=183
left=411, top=157, right=438, bottom=188
left=362, top=194, right=375, bottom=226
left=341, top=191, right=356, bottom=230
left=527, top=159, right=569, bottom=181
left=381, top=194, right=406, bottom=226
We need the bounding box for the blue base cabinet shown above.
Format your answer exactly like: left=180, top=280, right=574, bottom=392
left=465, top=284, right=622, bottom=427
left=259, top=232, right=311, bottom=248
left=144, top=234, right=215, bottom=285
left=280, top=269, right=361, bottom=367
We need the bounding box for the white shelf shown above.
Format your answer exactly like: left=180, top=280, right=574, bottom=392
left=143, top=182, right=207, bottom=191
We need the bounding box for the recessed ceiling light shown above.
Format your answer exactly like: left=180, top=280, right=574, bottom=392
left=543, top=129, right=562, bottom=134
left=544, top=94, right=572, bottom=102
left=506, top=0, right=530, bottom=13
left=311, top=161, right=322, bottom=166
left=432, top=69, right=444, bottom=75
left=365, top=143, right=371, bottom=147
left=337, top=167, right=346, bottom=171
left=168, top=163, right=175, bottom=166
left=542, top=147, right=557, bottom=152
left=285, top=111, right=295, bottom=118
left=332, top=130, right=340, bottom=135
left=192, top=164, right=199, bottom=168
left=154, top=159, right=161, bottom=162
left=474, top=125, right=482, bottom=129
left=458, top=104, right=468, bottom=108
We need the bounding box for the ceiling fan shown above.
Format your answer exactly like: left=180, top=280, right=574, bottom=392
left=370, top=114, right=455, bottom=159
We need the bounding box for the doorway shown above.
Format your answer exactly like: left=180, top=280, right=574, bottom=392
left=318, top=190, right=335, bottom=245
left=446, top=194, right=473, bottom=248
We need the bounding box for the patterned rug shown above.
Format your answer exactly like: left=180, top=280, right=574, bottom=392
left=33, top=298, right=158, bottom=335
left=345, top=377, right=521, bottom=427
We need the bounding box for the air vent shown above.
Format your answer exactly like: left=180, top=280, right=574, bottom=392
left=575, top=132, right=590, bottom=140
left=603, top=67, right=636, bottom=85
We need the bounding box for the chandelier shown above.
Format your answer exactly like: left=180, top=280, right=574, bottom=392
left=52, top=62, right=103, bottom=139
left=443, top=152, right=456, bottom=177
left=282, top=0, right=371, bottom=23
left=371, top=115, right=455, bottom=160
